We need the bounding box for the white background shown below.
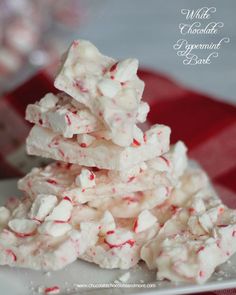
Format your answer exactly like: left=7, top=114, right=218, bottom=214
left=75, top=0, right=236, bottom=105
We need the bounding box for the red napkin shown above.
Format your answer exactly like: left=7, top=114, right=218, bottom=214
left=0, top=68, right=235, bottom=294
left=140, top=69, right=236, bottom=211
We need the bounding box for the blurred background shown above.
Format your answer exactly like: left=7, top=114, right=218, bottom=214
left=0, top=0, right=235, bottom=104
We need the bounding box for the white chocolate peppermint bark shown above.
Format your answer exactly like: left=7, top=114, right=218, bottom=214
left=26, top=124, right=170, bottom=171
left=55, top=40, right=114, bottom=109
left=18, top=142, right=187, bottom=203
left=79, top=219, right=159, bottom=269
left=26, top=92, right=102, bottom=137
left=140, top=168, right=236, bottom=284
left=4, top=159, right=236, bottom=277
left=141, top=206, right=236, bottom=284
left=88, top=188, right=170, bottom=218
left=18, top=161, right=171, bottom=204
left=0, top=193, right=158, bottom=271
left=26, top=92, right=149, bottom=139
left=6, top=38, right=236, bottom=284
left=54, top=40, right=145, bottom=146
left=0, top=196, right=100, bottom=271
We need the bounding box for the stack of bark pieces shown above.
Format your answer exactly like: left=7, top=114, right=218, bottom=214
left=0, top=40, right=236, bottom=285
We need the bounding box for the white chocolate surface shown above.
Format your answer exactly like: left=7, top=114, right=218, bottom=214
left=26, top=124, right=170, bottom=171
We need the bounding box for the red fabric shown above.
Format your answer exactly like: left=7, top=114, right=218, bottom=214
left=138, top=69, right=236, bottom=210
left=0, top=68, right=236, bottom=294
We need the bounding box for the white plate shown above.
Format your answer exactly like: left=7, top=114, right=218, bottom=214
left=1, top=179, right=236, bottom=295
